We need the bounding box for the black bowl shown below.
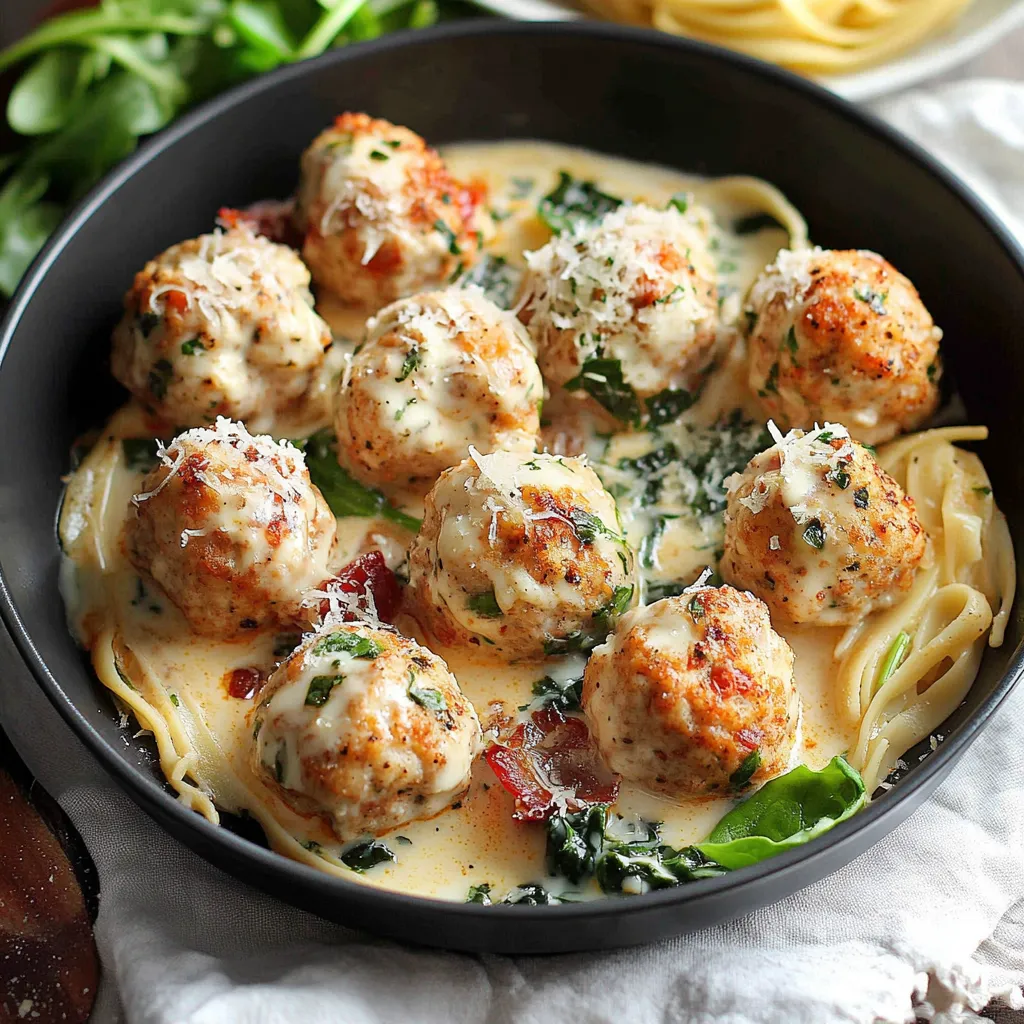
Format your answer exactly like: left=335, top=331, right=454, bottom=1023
left=1, top=21, right=1022, bottom=955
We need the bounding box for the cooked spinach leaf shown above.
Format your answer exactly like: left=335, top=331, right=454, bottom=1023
left=341, top=840, right=396, bottom=873
left=458, top=253, right=522, bottom=309
left=538, top=171, right=622, bottom=234
left=564, top=357, right=641, bottom=427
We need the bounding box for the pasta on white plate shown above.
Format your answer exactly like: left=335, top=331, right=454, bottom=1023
left=58, top=124, right=1015, bottom=905
left=577, top=0, right=975, bottom=75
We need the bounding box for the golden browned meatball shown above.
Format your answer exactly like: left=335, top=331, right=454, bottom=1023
left=517, top=203, right=717, bottom=404
left=294, top=112, right=483, bottom=310
left=720, top=422, right=926, bottom=626
left=746, top=248, right=942, bottom=444
left=251, top=621, right=481, bottom=840
left=111, top=227, right=331, bottom=431
left=582, top=585, right=798, bottom=798
left=408, top=449, right=638, bottom=659
left=334, top=288, right=542, bottom=493
left=125, top=419, right=336, bottom=638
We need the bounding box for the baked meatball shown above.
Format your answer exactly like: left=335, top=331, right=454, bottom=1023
left=334, top=288, right=543, bottom=493
left=745, top=248, right=942, bottom=444
left=517, top=203, right=718, bottom=401
left=251, top=621, right=481, bottom=840
left=582, top=586, right=798, bottom=798
left=720, top=422, right=926, bottom=626
left=111, top=227, right=331, bottom=431
left=294, top=112, right=483, bottom=309
left=126, top=419, right=336, bottom=638
left=408, top=449, right=638, bottom=659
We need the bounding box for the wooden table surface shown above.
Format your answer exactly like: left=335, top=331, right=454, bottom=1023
left=1, top=13, right=1023, bottom=1024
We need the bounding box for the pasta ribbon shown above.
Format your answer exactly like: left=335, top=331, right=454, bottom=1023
left=581, top=0, right=975, bottom=76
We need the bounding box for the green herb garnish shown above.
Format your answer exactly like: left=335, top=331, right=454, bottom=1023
left=538, top=171, right=622, bottom=234
left=564, top=357, right=641, bottom=426
left=341, top=840, right=395, bottom=873
left=466, top=590, right=503, bottom=619
left=305, top=675, right=342, bottom=707
left=311, top=631, right=382, bottom=659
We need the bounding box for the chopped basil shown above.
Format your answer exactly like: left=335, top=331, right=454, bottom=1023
left=180, top=337, right=204, bottom=355
left=854, top=487, right=870, bottom=509
left=733, top=212, right=785, bottom=236
left=433, top=219, right=461, bottom=255
left=538, top=171, right=623, bottom=234
left=466, top=883, right=493, bottom=905
left=466, top=590, right=503, bottom=618
left=301, top=428, right=421, bottom=532
left=147, top=358, right=173, bottom=401
left=395, top=344, right=421, bottom=382
left=802, top=518, right=825, bottom=549
left=341, top=840, right=395, bottom=873
left=565, top=357, right=640, bottom=426
left=311, top=631, right=382, bottom=659
left=305, top=675, right=342, bottom=707
left=121, top=437, right=159, bottom=471
left=645, top=387, right=696, bottom=428
left=408, top=684, right=447, bottom=712
left=729, top=748, right=761, bottom=791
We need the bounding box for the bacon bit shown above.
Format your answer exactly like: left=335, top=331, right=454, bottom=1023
left=217, top=202, right=301, bottom=249
left=227, top=667, right=264, bottom=699
left=485, top=709, right=619, bottom=821
left=165, top=289, right=188, bottom=313
left=318, top=550, right=402, bottom=623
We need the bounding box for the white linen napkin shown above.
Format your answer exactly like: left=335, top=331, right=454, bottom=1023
left=4, top=78, right=1024, bottom=1024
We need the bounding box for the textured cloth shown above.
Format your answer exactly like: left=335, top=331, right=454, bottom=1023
left=4, top=80, right=1024, bottom=1024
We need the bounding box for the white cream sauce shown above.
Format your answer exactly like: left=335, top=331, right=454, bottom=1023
left=60, top=140, right=855, bottom=903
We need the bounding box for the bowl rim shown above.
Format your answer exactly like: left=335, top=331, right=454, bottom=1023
left=2, top=18, right=1024, bottom=925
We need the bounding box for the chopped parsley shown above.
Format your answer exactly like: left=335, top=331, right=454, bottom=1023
left=802, top=518, right=825, bottom=549
left=433, top=219, right=461, bottom=255
left=668, top=193, right=689, bottom=214
left=147, top=358, right=173, bottom=401
left=395, top=344, right=421, bottom=382
left=528, top=675, right=584, bottom=713
left=369, top=149, right=389, bottom=161
left=538, top=171, right=623, bottom=234
left=311, top=632, right=382, bottom=659
left=305, top=675, right=342, bottom=707
left=593, top=584, right=634, bottom=631
left=180, top=337, right=204, bottom=356
left=169, top=693, right=180, bottom=707
left=854, top=487, right=870, bottom=509
left=466, top=883, right=493, bottom=905
left=466, top=590, right=503, bottom=618
left=853, top=286, right=888, bottom=315
left=408, top=684, right=447, bottom=713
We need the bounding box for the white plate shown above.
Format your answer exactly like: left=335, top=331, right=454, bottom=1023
left=469, top=0, right=1024, bottom=101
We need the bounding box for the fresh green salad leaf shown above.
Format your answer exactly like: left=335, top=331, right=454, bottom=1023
left=0, top=0, right=444, bottom=298
left=696, top=756, right=866, bottom=870
left=538, top=171, right=622, bottom=234
left=301, top=428, right=421, bottom=532
left=564, top=357, right=641, bottom=427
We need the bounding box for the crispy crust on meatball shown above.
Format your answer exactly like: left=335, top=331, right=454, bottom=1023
left=720, top=422, right=926, bottom=626
left=125, top=419, right=336, bottom=638
left=294, top=112, right=484, bottom=309
left=251, top=621, right=481, bottom=840
left=111, top=227, right=330, bottom=431
left=334, top=288, right=542, bottom=493
left=408, top=450, right=638, bottom=660
left=582, top=586, right=798, bottom=798
left=746, top=248, right=942, bottom=444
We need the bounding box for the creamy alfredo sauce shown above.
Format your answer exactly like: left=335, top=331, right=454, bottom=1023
left=60, top=141, right=854, bottom=902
